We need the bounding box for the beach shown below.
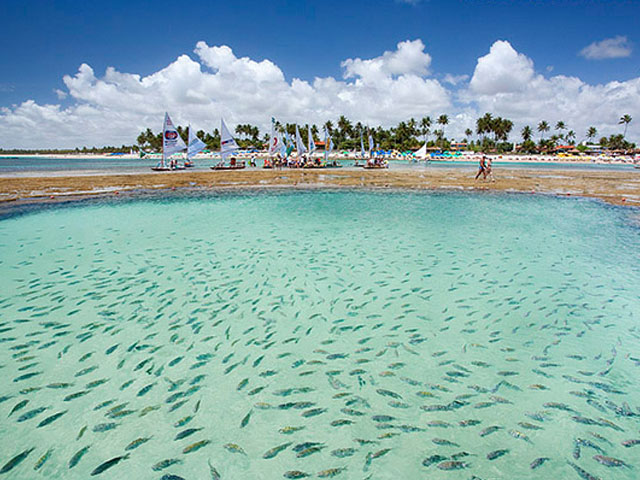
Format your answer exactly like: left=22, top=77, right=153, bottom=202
left=1, top=167, right=639, bottom=208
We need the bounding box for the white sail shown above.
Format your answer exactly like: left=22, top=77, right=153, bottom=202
left=163, top=112, right=187, bottom=163
left=368, top=133, right=374, bottom=156
left=295, top=125, right=307, bottom=155
left=187, top=126, right=207, bottom=159
left=220, top=118, right=239, bottom=160
left=324, top=127, right=333, bottom=163
left=360, top=132, right=365, bottom=158
left=281, top=131, right=289, bottom=157
left=415, top=142, right=428, bottom=159
left=268, top=117, right=280, bottom=156
left=307, top=125, right=314, bottom=153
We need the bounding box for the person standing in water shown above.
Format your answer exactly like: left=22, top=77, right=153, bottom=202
left=484, top=156, right=495, bottom=182
left=475, top=155, right=486, bottom=180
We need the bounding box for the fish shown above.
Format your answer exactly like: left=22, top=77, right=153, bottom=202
left=8, top=399, right=29, bottom=417
left=223, top=443, right=246, bottom=455
left=240, top=410, right=252, bottom=428
left=183, top=440, right=211, bottom=454
left=175, top=428, right=203, bottom=440
left=0, top=447, right=35, bottom=474
left=487, top=449, right=509, bottom=460
left=16, top=407, right=47, bottom=422
left=152, top=459, right=183, bottom=471
left=279, top=426, right=305, bottom=434
left=530, top=457, right=549, bottom=469
left=37, top=410, right=68, bottom=428
left=593, top=455, right=630, bottom=468
left=317, top=467, right=346, bottom=477
left=90, top=454, right=129, bottom=476
left=567, top=461, right=601, bottom=480
left=331, top=448, right=356, bottom=458
left=422, top=454, right=448, bottom=467
left=437, top=461, right=469, bottom=470
left=208, top=459, right=221, bottom=480
left=263, top=442, right=292, bottom=459
left=125, top=436, right=152, bottom=451
left=68, top=446, right=90, bottom=469
left=283, top=471, right=310, bottom=479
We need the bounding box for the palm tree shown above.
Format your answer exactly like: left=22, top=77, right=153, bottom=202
left=566, top=130, right=576, bottom=145
left=537, top=121, right=550, bottom=141
left=619, top=114, right=632, bottom=138
left=555, top=121, right=566, bottom=142
left=521, top=125, right=533, bottom=142
left=586, top=126, right=597, bottom=144
left=420, top=116, right=432, bottom=143
left=437, top=114, right=449, bottom=141
left=464, top=128, right=472, bottom=144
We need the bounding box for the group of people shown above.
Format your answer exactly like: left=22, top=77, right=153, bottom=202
left=263, top=154, right=329, bottom=169
left=475, top=155, right=495, bottom=182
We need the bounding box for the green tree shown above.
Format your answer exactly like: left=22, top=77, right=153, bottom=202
left=619, top=114, right=632, bottom=138
left=537, top=120, right=550, bottom=142
left=521, top=125, right=533, bottom=142
left=586, top=126, right=597, bottom=143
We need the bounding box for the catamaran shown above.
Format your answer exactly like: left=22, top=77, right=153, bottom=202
left=363, top=131, right=388, bottom=169
left=211, top=118, right=245, bottom=170
left=151, top=112, right=187, bottom=171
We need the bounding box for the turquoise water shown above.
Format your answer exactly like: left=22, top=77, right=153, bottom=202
left=0, top=191, right=639, bottom=480
left=0, top=156, right=636, bottom=174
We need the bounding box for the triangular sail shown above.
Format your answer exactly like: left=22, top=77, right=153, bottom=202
left=187, top=126, right=207, bottom=159
left=163, top=112, right=187, bottom=165
left=295, top=125, right=307, bottom=155
left=284, top=131, right=293, bottom=157
left=360, top=132, right=365, bottom=158
left=220, top=118, right=239, bottom=160
left=368, top=133, right=374, bottom=157
left=415, top=142, right=427, bottom=159
left=268, top=117, right=280, bottom=156
left=307, top=125, right=314, bottom=154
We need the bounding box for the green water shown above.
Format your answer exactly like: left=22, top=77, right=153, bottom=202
left=0, top=191, right=639, bottom=480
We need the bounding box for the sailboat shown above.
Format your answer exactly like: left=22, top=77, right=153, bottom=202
left=324, top=127, right=341, bottom=168
left=364, top=131, right=388, bottom=169
left=184, top=126, right=207, bottom=167
left=414, top=142, right=428, bottom=161
left=295, top=125, right=307, bottom=159
left=211, top=118, right=245, bottom=170
left=151, top=112, right=187, bottom=171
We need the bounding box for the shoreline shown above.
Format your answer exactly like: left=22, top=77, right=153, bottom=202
left=1, top=152, right=637, bottom=166
left=1, top=168, right=639, bottom=210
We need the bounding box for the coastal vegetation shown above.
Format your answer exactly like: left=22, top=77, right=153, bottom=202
left=0, top=114, right=634, bottom=155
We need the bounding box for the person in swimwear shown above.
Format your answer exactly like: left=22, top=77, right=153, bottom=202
left=475, top=155, right=486, bottom=180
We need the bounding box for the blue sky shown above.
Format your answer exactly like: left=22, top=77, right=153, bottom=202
left=0, top=0, right=638, bottom=147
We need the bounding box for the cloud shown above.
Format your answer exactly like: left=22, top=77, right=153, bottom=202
left=0, top=40, right=450, bottom=148
left=462, top=40, right=640, bottom=141
left=0, top=39, right=638, bottom=148
left=443, top=74, right=469, bottom=86
left=580, top=36, right=632, bottom=60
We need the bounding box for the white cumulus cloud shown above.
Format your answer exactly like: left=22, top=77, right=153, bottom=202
left=580, top=36, right=632, bottom=60
left=0, top=39, right=638, bottom=148
left=461, top=40, right=640, bottom=142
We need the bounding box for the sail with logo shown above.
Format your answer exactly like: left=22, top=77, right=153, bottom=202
left=152, top=112, right=187, bottom=171
left=211, top=118, right=245, bottom=170
left=185, top=126, right=207, bottom=167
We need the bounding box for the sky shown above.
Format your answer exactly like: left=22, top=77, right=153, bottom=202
left=0, top=0, right=638, bottom=148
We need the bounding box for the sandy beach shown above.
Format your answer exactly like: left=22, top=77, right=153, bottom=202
left=1, top=167, right=639, bottom=209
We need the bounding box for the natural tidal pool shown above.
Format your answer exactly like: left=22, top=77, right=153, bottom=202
left=0, top=191, right=639, bottom=480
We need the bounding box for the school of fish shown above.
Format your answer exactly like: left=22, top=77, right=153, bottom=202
left=0, top=191, right=639, bottom=479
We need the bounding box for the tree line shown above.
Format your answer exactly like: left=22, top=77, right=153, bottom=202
left=136, top=114, right=634, bottom=154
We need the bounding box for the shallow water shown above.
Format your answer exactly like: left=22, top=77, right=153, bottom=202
left=0, top=191, right=639, bottom=479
